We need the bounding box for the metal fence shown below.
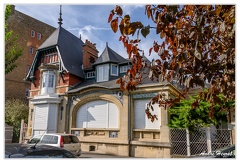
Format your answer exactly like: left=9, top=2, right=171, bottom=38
left=170, top=127, right=232, bottom=157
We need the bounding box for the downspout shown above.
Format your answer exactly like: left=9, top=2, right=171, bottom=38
left=65, top=94, right=72, bottom=133
left=128, top=92, right=132, bottom=157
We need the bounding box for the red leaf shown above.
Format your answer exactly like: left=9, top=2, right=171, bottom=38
left=108, top=10, right=114, bottom=23
left=110, top=18, right=118, bottom=33
left=149, top=47, right=153, bottom=56
left=116, top=78, right=122, bottom=84
left=154, top=44, right=159, bottom=53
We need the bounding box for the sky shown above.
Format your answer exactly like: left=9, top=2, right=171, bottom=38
left=13, top=4, right=160, bottom=60
left=1, top=0, right=239, bottom=161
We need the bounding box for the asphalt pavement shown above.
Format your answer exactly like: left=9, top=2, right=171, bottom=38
left=79, top=152, right=131, bottom=158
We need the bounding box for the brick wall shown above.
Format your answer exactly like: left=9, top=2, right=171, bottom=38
left=5, top=6, right=56, bottom=101
left=82, top=39, right=99, bottom=69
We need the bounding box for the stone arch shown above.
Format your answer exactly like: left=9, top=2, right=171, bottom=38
left=71, top=92, right=123, bottom=128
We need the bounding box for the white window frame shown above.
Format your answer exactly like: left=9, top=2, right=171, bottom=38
left=111, top=64, right=118, bottom=76
left=87, top=71, right=95, bottom=78
left=41, top=71, right=55, bottom=94
left=31, top=30, right=35, bottom=37
left=37, top=32, right=41, bottom=40
left=120, top=65, right=128, bottom=73
left=97, top=64, right=109, bottom=82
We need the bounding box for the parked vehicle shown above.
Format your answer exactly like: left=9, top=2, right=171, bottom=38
left=26, top=133, right=81, bottom=157
left=5, top=143, right=77, bottom=158
left=190, top=144, right=235, bottom=158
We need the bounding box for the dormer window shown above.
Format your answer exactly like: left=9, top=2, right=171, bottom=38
left=87, top=71, right=95, bottom=78
left=40, top=52, right=59, bottom=65
left=111, top=64, right=118, bottom=76
left=120, top=65, right=128, bottom=73
left=97, top=64, right=109, bottom=82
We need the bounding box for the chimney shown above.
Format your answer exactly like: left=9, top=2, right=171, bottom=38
left=82, top=40, right=99, bottom=69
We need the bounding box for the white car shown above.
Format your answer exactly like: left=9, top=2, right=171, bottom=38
left=27, top=133, right=81, bottom=157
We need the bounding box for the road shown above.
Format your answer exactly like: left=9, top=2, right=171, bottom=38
left=79, top=152, right=131, bottom=158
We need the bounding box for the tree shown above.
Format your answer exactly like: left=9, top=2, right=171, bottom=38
left=5, top=99, right=28, bottom=143
left=108, top=5, right=235, bottom=122
left=5, top=5, right=22, bottom=75
left=168, top=91, right=234, bottom=131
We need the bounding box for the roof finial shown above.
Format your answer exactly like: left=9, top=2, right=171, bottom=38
left=58, top=5, right=63, bottom=27
left=106, top=42, right=108, bottom=47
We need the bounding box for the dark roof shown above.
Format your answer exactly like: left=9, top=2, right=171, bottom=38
left=93, top=44, right=127, bottom=65
left=26, top=26, right=85, bottom=80
left=67, top=67, right=160, bottom=94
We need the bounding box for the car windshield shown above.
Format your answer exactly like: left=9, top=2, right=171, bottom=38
left=28, top=135, right=42, bottom=144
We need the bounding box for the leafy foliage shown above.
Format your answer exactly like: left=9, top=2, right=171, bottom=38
left=5, top=99, right=29, bottom=142
left=168, top=91, right=234, bottom=131
left=5, top=5, right=23, bottom=75
left=108, top=5, right=235, bottom=123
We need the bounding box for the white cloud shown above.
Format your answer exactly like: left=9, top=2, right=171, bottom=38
left=121, top=5, right=144, bottom=15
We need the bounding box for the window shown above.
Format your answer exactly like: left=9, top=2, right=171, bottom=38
left=60, top=107, right=63, bottom=120
left=30, top=109, right=34, bottom=120
left=87, top=71, right=95, bottom=78
left=76, top=100, right=118, bottom=129
left=111, top=64, right=118, bottom=76
left=31, top=30, right=35, bottom=37
left=40, top=53, right=59, bottom=64
left=37, top=32, right=41, bottom=40
left=30, top=47, right=34, bottom=54
left=41, top=71, right=55, bottom=94
left=25, top=88, right=30, bottom=97
left=71, top=130, right=80, bottom=136
left=97, top=64, right=109, bottom=82
left=134, top=99, right=160, bottom=129
left=120, top=65, right=128, bottom=73
left=109, top=131, right=118, bottom=138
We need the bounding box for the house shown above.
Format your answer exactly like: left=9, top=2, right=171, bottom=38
left=25, top=10, right=182, bottom=158
left=5, top=5, right=55, bottom=102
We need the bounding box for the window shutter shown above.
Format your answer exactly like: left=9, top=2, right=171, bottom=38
left=86, top=101, right=108, bottom=128
left=76, top=100, right=118, bottom=129
left=145, top=103, right=160, bottom=129
left=134, top=99, right=160, bottom=129
left=134, top=100, right=146, bottom=129
left=108, top=102, right=118, bottom=128
left=33, top=105, right=48, bottom=131
left=76, top=103, right=87, bottom=128
left=47, top=104, right=58, bottom=133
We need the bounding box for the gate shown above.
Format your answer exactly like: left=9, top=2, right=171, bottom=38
left=19, top=119, right=28, bottom=143
left=170, top=127, right=232, bottom=157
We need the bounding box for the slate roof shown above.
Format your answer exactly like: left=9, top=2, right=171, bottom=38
left=93, top=44, right=127, bottom=65
left=67, top=73, right=168, bottom=94
left=67, top=52, right=155, bottom=94
left=26, top=26, right=85, bottom=80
